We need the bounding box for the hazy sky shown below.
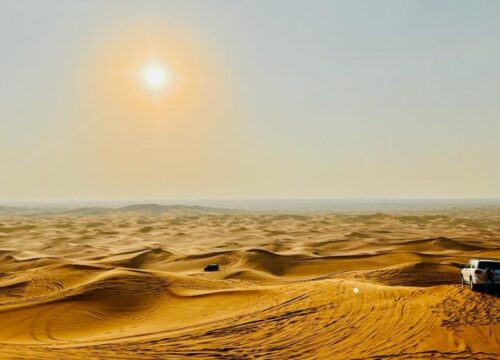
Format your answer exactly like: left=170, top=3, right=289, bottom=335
left=1, top=0, right=499, bottom=200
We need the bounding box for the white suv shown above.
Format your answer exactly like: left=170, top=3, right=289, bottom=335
left=461, top=259, right=500, bottom=290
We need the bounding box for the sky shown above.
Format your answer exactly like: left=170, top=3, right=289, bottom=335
left=1, top=0, right=499, bottom=201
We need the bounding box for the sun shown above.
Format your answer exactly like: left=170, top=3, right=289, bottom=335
left=139, top=62, right=172, bottom=91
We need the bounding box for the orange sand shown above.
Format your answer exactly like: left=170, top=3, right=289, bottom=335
left=0, top=205, right=498, bottom=359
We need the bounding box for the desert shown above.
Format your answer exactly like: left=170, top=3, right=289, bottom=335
left=0, top=204, right=498, bottom=359
left=3, top=1, right=500, bottom=359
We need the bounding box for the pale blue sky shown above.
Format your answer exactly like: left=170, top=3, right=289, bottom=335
left=1, top=1, right=499, bottom=200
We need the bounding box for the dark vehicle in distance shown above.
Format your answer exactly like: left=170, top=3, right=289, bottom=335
left=204, top=264, right=220, bottom=272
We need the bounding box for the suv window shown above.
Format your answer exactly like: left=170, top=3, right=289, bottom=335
left=478, top=261, right=500, bottom=270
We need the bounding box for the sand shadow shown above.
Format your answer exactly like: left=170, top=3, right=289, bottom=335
left=479, top=285, right=500, bottom=298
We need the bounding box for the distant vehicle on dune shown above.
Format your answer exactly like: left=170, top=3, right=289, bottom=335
left=461, top=259, right=500, bottom=291
left=204, top=264, right=220, bottom=272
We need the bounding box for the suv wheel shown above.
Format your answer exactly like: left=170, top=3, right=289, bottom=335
left=470, top=278, right=477, bottom=291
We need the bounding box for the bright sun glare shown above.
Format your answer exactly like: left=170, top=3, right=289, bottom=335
left=140, top=62, right=172, bottom=91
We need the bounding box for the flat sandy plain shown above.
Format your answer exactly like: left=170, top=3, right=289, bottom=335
left=0, top=204, right=499, bottom=359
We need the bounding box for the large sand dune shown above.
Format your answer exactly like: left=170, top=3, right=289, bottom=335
left=0, top=206, right=499, bottom=359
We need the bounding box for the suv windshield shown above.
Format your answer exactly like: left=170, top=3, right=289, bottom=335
left=478, top=261, right=500, bottom=270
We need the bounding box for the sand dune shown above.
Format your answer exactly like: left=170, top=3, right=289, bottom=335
left=0, top=206, right=499, bottom=359
left=391, top=237, right=489, bottom=252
